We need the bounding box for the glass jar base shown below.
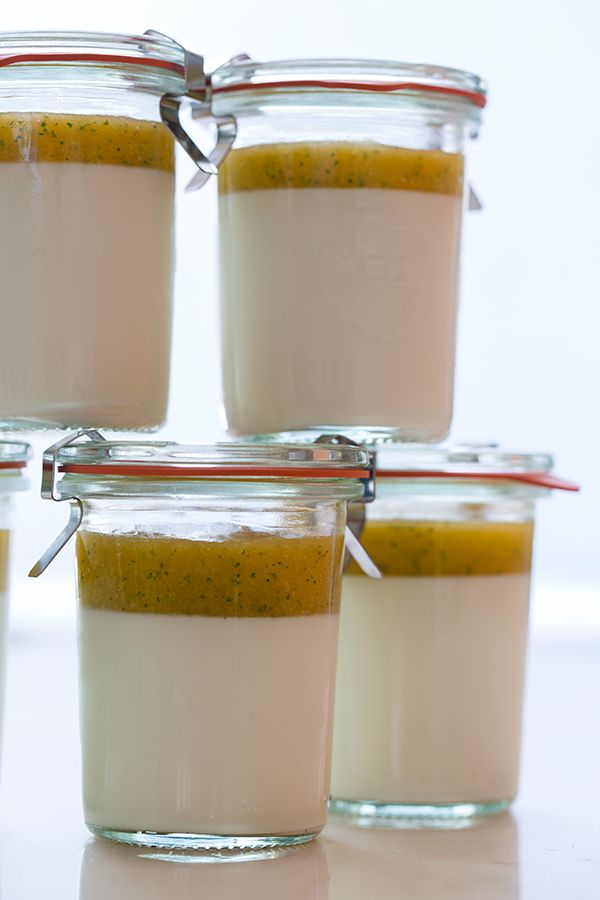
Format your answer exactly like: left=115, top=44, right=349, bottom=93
left=329, top=798, right=511, bottom=821
left=243, top=425, right=448, bottom=446
left=87, top=824, right=320, bottom=851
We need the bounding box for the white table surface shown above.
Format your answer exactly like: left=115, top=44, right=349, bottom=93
left=0, top=624, right=598, bottom=899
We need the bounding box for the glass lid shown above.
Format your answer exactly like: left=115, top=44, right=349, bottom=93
left=211, top=57, right=487, bottom=110
left=55, top=439, right=371, bottom=480
left=373, top=444, right=578, bottom=492
left=0, top=30, right=186, bottom=92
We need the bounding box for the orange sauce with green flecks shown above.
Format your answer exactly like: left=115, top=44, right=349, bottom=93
left=347, top=519, right=533, bottom=577
left=77, top=530, right=343, bottom=616
left=219, top=142, right=463, bottom=195
left=0, top=112, right=174, bottom=170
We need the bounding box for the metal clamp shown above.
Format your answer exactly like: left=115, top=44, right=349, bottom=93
left=29, top=429, right=105, bottom=578
left=314, top=433, right=376, bottom=504
left=315, top=434, right=380, bottom=579
left=145, top=31, right=240, bottom=191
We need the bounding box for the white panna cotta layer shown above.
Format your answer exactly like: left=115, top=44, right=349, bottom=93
left=79, top=607, right=339, bottom=836
left=0, top=162, right=174, bottom=428
left=332, top=573, right=530, bottom=805
left=220, top=187, right=462, bottom=439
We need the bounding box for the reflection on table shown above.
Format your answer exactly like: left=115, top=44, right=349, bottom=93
left=79, top=813, right=519, bottom=900
left=79, top=837, right=329, bottom=900
left=326, top=812, right=519, bottom=900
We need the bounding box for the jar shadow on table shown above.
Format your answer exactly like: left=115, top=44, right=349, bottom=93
left=325, top=812, right=520, bottom=900
left=79, top=837, right=329, bottom=899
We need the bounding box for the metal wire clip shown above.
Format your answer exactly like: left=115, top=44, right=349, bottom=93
left=29, top=429, right=105, bottom=578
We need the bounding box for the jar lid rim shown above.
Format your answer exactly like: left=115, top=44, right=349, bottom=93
left=211, top=57, right=487, bottom=109
left=56, top=440, right=371, bottom=480
left=0, top=30, right=185, bottom=78
left=371, top=444, right=578, bottom=491
left=0, top=440, right=31, bottom=469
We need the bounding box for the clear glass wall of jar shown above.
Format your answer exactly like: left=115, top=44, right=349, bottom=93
left=331, top=446, right=578, bottom=819
left=0, top=441, right=30, bottom=758
left=0, top=32, right=184, bottom=430
left=38, top=437, right=371, bottom=849
left=212, top=60, right=486, bottom=443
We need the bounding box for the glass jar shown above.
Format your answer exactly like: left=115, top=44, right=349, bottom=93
left=0, top=31, right=186, bottom=430
left=211, top=59, right=486, bottom=443
left=0, top=441, right=30, bottom=757
left=331, top=446, right=578, bottom=819
left=37, top=434, right=371, bottom=849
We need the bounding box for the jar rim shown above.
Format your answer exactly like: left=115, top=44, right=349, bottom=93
left=372, top=444, right=578, bottom=492
left=55, top=439, right=370, bottom=483
left=210, top=57, right=487, bottom=110
left=0, top=30, right=185, bottom=82
left=0, top=439, right=31, bottom=471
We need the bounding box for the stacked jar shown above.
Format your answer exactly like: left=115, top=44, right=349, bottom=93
left=212, top=58, right=484, bottom=443
left=35, top=435, right=373, bottom=848
left=331, top=446, right=578, bottom=818
left=208, top=58, right=578, bottom=824
left=0, top=31, right=194, bottom=430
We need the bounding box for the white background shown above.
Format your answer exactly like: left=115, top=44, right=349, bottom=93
left=3, top=0, right=598, bottom=636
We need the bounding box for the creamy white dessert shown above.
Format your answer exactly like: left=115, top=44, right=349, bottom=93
left=80, top=607, right=339, bottom=835
left=76, top=529, right=343, bottom=841
left=332, top=519, right=533, bottom=809
left=0, top=113, right=174, bottom=429
left=219, top=143, right=464, bottom=440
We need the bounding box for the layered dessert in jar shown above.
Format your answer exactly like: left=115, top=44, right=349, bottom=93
left=331, top=447, right=578, bottom=817
left=334, top=519, right=532, bottom=811
left=213, top=58, right=486, bottom=442
left=0, top=113, right=174, bottom=428
left=220, top=143, right=463, bottom=440
left=34, top=436, right=370, bottom=848
left=77, top=528, right=342, bottom=840
left=0, top=32, right=185, bottom=430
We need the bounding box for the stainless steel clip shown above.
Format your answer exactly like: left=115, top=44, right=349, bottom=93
left=315, top=435, right=381, bottom=579
left=145, top=31, right=240, bottom=191
left=29, top=429, right=105, bottom=578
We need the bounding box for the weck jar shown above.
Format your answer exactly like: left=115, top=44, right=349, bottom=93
left=0, top=31, right=189, bottom=430
left=331, top=445, right=578, bottom=819
left=34, top=433, right=372, bottom=849
left=211, top=58, right=487, bottom=442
